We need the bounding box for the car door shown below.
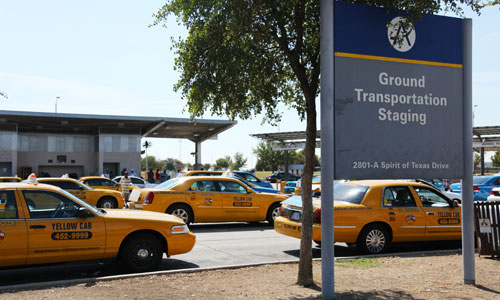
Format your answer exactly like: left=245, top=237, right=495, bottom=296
left=0, top=190, right=28, bottom=267
left=22, top=190, right=106, bottom=265
left=382, top=186, right=426, bottom=242
left=188, top=180, right=222, bottom=222
left=411, top=186, right=461, bottom=240
left=216, top=180, right=259, bottom=222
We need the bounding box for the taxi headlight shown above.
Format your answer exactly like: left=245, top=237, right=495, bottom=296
left=171, top=224, right=189, bottom=234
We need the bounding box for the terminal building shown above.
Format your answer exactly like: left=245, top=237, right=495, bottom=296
left=0, top=110, right=235, bottom=178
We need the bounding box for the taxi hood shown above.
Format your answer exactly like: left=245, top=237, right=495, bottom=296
left=102, top=209, right=185, bottom=224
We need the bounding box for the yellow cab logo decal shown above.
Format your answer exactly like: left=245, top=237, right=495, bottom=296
left=0, top=221, right=15, bottom=227
left=233, top=196, right=252, bottom=207
left=51, top=222, right=93, bottom=241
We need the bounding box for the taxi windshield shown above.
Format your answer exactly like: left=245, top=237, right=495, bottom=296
left=333, top=183, right=369, bottom=204
left=58, top=188, right=104, bottom=215
left=156, top=178, right=181, bottom=190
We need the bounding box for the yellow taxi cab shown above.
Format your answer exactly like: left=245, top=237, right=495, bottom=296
left=79, top=176, right=139, bottom=193
left=177, top=170, right=223, bottom=177
left=129, top=176, right=289, bottom=225
left=294, top=175, right=321, bottom=195
left=0, top=177, right=22, bottom=183
left=36, top=177, right=125, bottom=209
left=275, top=180, right=462, bottom=254
left=0, top=176, right=195, bottom=272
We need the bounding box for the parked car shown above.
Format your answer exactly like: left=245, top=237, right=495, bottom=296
left=177, top=170, right=272, bottom=189
left=487, top=187, right=500, bottom=202
left=0, top=176, right=22, bottom=183
left=275, top=180, right=462, bottom=254
left=294, top=175, right=321, bottom=195
left=112, top=176, right=157, bottom=189
left=449, top=175, right=500, bottom=201
left=265, top=172, right=300, bottom=183
left=0, top=179, right=195, bottom=272
left=128, top=176, right=288, bottom=225
left=37, top=177, right=125, bottom=209
left=222, top=172, right=281, bottom=194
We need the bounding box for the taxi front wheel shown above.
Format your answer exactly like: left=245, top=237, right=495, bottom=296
left=97, top=197, right=117, bottom=209
left=119, top=233, right=163, bottom=273
left=357, top=225, right=389, bottom=254
left=266, top=203, right=281, bottom=226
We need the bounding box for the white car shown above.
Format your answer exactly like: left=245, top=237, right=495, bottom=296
left=443, top=191, right=462, bottom=203
left=487, top=187, right=500, bottom=202
left=112, top=176, right=157, bottom=189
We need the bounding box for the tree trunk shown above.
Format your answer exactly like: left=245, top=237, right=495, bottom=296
left=297, top=93, right=317, bottom=286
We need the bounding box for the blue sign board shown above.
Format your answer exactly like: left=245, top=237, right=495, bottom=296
left=334, top=1, right=464, bottom=179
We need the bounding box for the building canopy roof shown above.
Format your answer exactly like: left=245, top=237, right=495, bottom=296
left=252, top=126, right=500, bottom=151
left=0, top=110, right=236, bottom=143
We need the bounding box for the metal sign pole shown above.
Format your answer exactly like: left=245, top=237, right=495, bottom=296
left=320, top=0, right=335, bottom=298
left=462, top=18, right=475, bottom=285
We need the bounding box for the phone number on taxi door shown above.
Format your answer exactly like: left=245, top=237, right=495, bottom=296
left=51, top=231, right=93, bottom=240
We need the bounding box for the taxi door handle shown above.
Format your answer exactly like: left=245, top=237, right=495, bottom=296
left=29, top=225, right=46, bottom=229
left=426, top=212, right=435, bottom=215
left=388, top=212, right=396, bottom=215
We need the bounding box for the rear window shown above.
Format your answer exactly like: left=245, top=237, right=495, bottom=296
left=156, top=178, right=181, bottom=190
left=473, top=177, right=490, bottom=184
left=334, top=183, right=369, bottom=204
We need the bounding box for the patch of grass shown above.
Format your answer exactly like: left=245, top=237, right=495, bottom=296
left=255, top=171, right=272, bottom=179
left=335, top=258, right=382, bottom=268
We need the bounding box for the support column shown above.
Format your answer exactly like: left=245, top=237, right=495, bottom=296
left=194, top=142, right=202, bottom=170
left=320, top=0, right=335, bottom=299
left=462, top=17, right=475, bottom=285
left=480, top=147, right=484, bottom=175
left=284, top=150, right=289, bottom=180
left=97, top=135, right=104, bottom=175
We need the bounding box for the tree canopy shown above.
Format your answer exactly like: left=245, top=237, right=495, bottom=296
left=153, top=0, right=497, bottom=286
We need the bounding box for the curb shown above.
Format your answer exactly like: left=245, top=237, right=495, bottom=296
left=0, top=248, right=463, bottom=293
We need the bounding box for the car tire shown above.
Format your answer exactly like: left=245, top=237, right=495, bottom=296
left=266, top=203, right=281, bottom=225
left=166, top=204, right=193, bottom=225
left=119, top=233, right=163, bottom=273
left=97, top=197, right=117, bottom=209
left=357, top=224, right=389, bottom=254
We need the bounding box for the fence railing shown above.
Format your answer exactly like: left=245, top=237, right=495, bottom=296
left=474, top=201, right=500, bottom=257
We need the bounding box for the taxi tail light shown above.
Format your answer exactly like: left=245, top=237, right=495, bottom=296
left=144, top=192, right=154, bottom=204
left=473, top=186, right=480, bottom=192
left=313, top=208, right=321, bottom=224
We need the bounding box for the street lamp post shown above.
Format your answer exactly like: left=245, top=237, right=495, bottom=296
left=55, top=96, right=61, bottom=113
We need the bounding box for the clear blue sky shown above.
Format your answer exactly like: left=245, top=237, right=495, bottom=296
left=1, top=1, right=499, bottom=167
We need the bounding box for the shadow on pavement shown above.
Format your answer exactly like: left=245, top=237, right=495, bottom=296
left=189, top=222, right=274, bottom=233
left=0, top=258, right=199, bottom=287
left=283, top=240, right=462, bottom=259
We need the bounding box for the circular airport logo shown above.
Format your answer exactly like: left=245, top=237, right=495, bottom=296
left=387, top=17, right=416, bottom=52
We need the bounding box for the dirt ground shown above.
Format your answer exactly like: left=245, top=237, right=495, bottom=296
left=1, top=253, right=499, bottom=300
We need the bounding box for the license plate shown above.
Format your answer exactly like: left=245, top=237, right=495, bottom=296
left=291, top=211, right=301, bottom=221
left=129, top=189, right=141, bottom=202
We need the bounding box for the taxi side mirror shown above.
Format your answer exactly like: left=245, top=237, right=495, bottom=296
left=76, top=207, right=94, bottom=218
left=453, top=199, right=460, bottom=207
left=247, top=189, right=254, bottom=194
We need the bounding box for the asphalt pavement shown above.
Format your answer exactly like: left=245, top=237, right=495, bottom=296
left=0, top=222, right=462, bottom=288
